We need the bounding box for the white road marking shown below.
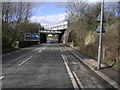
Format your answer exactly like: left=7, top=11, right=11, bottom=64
left=59, top=46, right=64, bottom=52
left=61, top=55, right=79, bottom=89
left=73, top=71, right=83, bottom=88
left=0, top=76, right=4, bottom=80
left=62, top=54, right=69, bottom=63
left=39, top=50, right=42, bottom=53
left=18, top=56, right=32, bottom=67
left=59, top=47, right=62, bottom=51
left=34, top=47, right=45, bottom=52
left=35, top=48, right=41, bottom=51
left=60, top=46, right=69, bottom=63
left=42, top=47, right=45, bottom=50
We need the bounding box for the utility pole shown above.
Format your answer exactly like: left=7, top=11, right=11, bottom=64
left=96, top=0, right=106, bottom=70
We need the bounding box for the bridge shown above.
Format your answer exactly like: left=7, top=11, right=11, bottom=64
left=38, top=21, right=68, bottom=34
left=45, top=21, right=68, bottom=30
left=38, top=21, right=68, bottom=42
left=38, top=30, right=63, bottom=34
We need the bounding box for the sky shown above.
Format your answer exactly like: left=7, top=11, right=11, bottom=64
left=29, top=0, right=119, bottom=28
left=30, top=2, right=67, bottom=27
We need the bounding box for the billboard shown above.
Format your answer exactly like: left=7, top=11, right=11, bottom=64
left=25, top=33, right=40, bottom=41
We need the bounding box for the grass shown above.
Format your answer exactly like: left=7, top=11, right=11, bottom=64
left=105, top=59, right=119, bottom=70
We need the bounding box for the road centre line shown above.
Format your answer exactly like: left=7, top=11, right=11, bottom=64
left=34, top=47, right=45, bottom=51
left=18, top=56, right=32, bottom=67
left=61, top=55, right=79, bottom=89
left=42, top=47, right=45, bottom=50
left=0, top=76, right=4, bottom=80
left=34, top=47, right=42, bottom=50
left=39, top=50, right=42, bottom=53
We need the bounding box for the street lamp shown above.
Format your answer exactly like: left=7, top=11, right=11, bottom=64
left=96, top=0, right=106, bottom=70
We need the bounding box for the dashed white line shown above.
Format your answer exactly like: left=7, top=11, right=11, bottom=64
left=34, top=47, right=45, bottom=52
left=42, top=47, right=45, bottom=50
left=39, top=50, right=42, bottom=53
left=18, top=56, right=32, bottom=67
left=35, top=48, right=40, bottom=50
left=0, top=76, right=4, bottom=80
left=61, top=54, right=79, bottom=89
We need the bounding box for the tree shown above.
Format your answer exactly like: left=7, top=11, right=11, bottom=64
left=2, top=2, right=32, bottom=47
left=65, top=0, right=101, bottom=47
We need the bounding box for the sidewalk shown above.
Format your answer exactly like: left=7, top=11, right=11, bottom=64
left=63, top=44, right=119, bottom=89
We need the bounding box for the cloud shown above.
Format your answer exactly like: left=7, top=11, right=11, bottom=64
left=30, top=13, right=66, bottom=27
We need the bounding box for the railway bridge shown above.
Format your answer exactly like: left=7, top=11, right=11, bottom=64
left=38, top=21, right=68, bottom=42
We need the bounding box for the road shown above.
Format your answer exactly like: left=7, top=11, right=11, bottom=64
left=1, top=43, right=116, bottom=89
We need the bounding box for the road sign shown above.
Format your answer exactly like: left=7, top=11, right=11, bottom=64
left=96, top=23, right=106, bottom=33
left=96, top=13, right=106, bottom=22
left=25, top=33, right=40, bottom=41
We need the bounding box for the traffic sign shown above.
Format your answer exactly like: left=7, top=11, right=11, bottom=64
left=96, top=23, right=106, bottom=33
left=24, top=33, right=40, bottom=41
left=96, top=13, right=106, bottom=22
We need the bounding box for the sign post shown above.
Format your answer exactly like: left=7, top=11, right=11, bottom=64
left=96, top=0, right=106, bottom=70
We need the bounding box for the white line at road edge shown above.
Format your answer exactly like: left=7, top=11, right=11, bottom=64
left=61, top=55, right=79, bottom=89
left=18, top=56, right=32, bottom=67
left=0, top=76, right=4, bottom=80
left=72, top=71, right=83, bottom=88
left=60, top=47, right=69, bottom=63
left=62, top=54, right=69, bottom=63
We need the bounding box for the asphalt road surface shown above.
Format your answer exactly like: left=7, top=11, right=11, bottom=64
left=1, top=43, right=116, bottom=89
